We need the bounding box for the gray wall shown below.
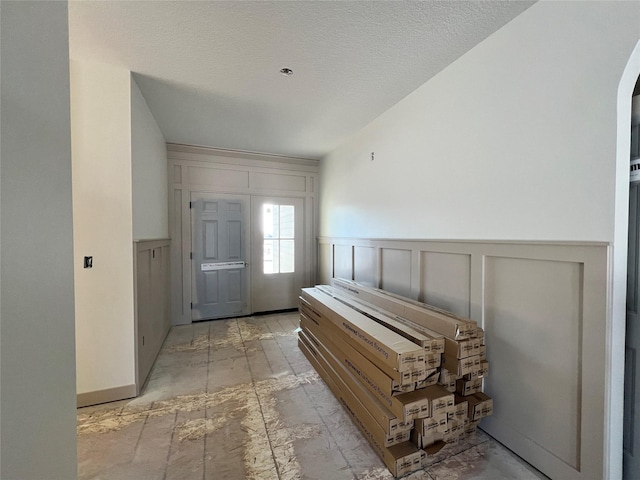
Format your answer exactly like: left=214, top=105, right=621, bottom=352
left=0, top=2, right=78, bottom=478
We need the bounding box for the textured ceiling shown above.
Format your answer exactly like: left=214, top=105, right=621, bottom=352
left=68, top=1, right=535, bottom=159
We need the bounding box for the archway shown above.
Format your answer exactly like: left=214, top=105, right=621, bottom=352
left=613, top=40, right=640, bottom=480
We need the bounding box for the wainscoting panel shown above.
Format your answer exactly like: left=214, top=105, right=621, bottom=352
left=484, top=256, right=582, bottom=470
left=334, top=244, right=353, bottom=282
left=419, top=251, right=471, bottom=318
left=354, top=245, right=377, bottom=287
left=380, top=248, right=412, bottom=298
left=134, top=239, right=171, bottom=394
left=318, top=237, right=609, bottom=480
left=318, top=242, right=332, bottom=286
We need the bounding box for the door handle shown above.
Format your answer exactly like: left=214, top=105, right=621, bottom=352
left=201, top=261, right=247, bottom=271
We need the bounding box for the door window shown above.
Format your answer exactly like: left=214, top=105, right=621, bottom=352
left=263, top=204, right=294, bottom=274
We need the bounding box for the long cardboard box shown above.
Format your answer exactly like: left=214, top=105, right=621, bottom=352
left=464, top=361, right=489, bottom=380
left=300, top=318, right=412, bottom=426
left=298, top=334, right=410, bottom=447
left=386, top=442, right=425, bottom=477
left=441, top=353, right=481, bottom=377
left=316, top=285, right=437, bottom=350
left=416, top=369, right=440, bottom=389
left=299, top=308, right=414, bottom=389
left=299, top=297, right=415, bottom=388
left=457, top=392, right=494, bottom=421
left=300, top=315, right=430, bottom=422
left=444, top=336, right=481, bottom=359
left=478, top=344, right=487, bottom=361
left=456, top=377, right=483, bottom=396
left=300, top=313, right=409, bottom=396
left=301, top=288, right=425, bottom=373
left=421, top=384, right=455, bottom=418
left=316, top=285, right=444, bottom=353
left=451, top=397, right=468, bottom=422
left=332, top=279, right=477, bottom=340
left=298, top=337, right=424, bottom=477
left=415, top=412, right=448, bottom=437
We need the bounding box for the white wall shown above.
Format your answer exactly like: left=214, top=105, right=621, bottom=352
left=0, top=2, right=78, bottom=478
left=320, top=2, right=640, bottom=478
left=71, top=60, right=136, bottom=396
left=321, top=1, right=640, bottom=243
left=131, top=76, right=169, bottom=240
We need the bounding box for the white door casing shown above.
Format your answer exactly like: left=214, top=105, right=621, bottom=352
left=624, top=92, right=640, bottom=480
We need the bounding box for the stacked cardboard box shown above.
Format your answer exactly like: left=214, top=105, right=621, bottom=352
left=298, top=281, right=493, bottom=477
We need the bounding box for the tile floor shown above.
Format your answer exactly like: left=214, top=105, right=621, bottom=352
left=77, top=312, right=548, bottom=480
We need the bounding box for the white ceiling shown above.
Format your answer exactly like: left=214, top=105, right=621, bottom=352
left=68, top=1, right=535, bottom=160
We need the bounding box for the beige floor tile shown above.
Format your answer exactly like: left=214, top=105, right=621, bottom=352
left=165, top=409, right=206, bottom=480
left=426, top=440, right=549, bottom=480
left=78, top=311, right=547, bottom=480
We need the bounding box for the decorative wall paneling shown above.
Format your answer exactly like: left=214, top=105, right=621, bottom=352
left=134, top=239, right=171, bottom=392
left=168, top=144, right=319, bottom=325
left=318, top=236, right=609, bottom=480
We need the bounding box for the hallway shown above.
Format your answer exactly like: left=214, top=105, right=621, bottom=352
left=77, top=312, right=546, bottom=479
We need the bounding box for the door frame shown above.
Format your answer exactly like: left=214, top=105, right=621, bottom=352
left=168, top=146, right=319, bottom=326
left=250, top=195, right=306, bottom=313
left=614, top=40, right=640, bottom=479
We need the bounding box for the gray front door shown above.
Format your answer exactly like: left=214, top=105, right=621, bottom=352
left=191, top=193, right=250, bottom=320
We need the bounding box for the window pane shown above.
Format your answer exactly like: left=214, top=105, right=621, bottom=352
left=279, top=205, right=295, bottom=239
left=263, top=204, right=276, bottom=239
left=280, top=240, right=294, bottom=273
left=263, top=239, right=275, bottom=274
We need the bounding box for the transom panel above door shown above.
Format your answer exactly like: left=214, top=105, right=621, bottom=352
left=191, top=193, right=250, bottom=320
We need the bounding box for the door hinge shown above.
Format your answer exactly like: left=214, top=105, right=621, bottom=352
left=190, top=302, right=193, bottom=309
left=190, top=252, right=193, bottom=260
left=189, top=201, right=193, bottom=209
left=152, top=249, right=155, bottom=259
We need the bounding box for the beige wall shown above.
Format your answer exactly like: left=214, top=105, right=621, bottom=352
left=131, top=76, right=169, bottom=240
left=1, top=2, right=78, bottom=477
left=71, top=60, right=136, bottom=396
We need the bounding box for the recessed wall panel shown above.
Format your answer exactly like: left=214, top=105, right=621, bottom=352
left=174, top=189, right=183, bottom=316
left=253, top=172, right=306, bottom=192
left=380, top=248, right=411, bottom=298
left=354, top=246, right=376, bottom=287
left=188, top=166, right=249, bottom=188
left=484, top=256, right=582, bottom=469
left=334, top=244, right=352, bottom=281
left=318, top=243, right=332, bottom=285
left=420, top=251, right=470, bottom=317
